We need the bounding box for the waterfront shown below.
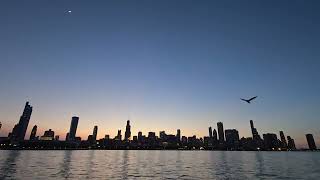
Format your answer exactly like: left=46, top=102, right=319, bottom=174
left=0, top=150, right=319, bottom=179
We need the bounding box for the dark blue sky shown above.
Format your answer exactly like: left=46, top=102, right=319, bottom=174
left=0, top=1, right=319, bottom=147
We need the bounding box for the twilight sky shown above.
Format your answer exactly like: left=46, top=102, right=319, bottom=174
left=0, top=0, right=320, bottom=148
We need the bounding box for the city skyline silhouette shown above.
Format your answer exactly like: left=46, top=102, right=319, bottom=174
left=0, top=101, right=317, bottom=150
left=1, top=1, right=320, bottom=149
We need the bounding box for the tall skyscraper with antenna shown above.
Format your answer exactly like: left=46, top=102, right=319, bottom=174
left=125, top=120, right=131, bottom=141
left=10, top=102, right=33, bottom=141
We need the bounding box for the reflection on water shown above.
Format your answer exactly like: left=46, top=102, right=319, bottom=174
left=0, top=151, right=21, bottom=179
left=59, top=150, right=72, bottom=179
left=0, top=150, right=320, bottom=179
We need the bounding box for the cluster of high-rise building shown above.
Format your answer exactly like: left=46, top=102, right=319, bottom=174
left=0, top=102, right=318, bottom=151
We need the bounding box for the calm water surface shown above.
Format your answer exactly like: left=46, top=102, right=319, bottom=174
left=0, top=150, right=319, bottom=179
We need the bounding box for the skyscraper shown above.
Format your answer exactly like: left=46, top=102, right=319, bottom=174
left=279, top=131, right=287, bottom=149
left=160, top=131, right=166, bottom=140
left=250, top=120, right=260, bottom=140
left=138, top=131, right=143, bottom=142
left=92, top=126, right=98, bottom=142
left=209, top=127, right=213, bottom=138
left=176, top=129, right=181, bottom=142
left=217, top=122, right=225, bottom=142
left=30, top=125, right=37, bottom=140
left=287, top=136, right=296, bottom=150
left=116, top=130, right=122, bottom=141
left=11, top=102, right=33, bottom=141
left=225, top=129, right=240, bottom=150
left=212, top=129, right=217, bottom=141
left=125, top=120, right=131, bottom=141
left=68, top=116, right=79, bottom=141
left=306, top=134, right=317, bottom=150
left=263, top=133, right=279, bottom=150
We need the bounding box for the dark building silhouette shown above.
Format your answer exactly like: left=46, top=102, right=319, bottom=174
left=105, top=135, right=110, bottom=140
left=0, top=122, right=2, bottom=132
left=263, top=133, right=279, bottom=150
left=116, top=130, right=122, bottom=141
left=212, top=129, right=217, bottom=141
left=148, top=132, right=156, bottom=144
left=176, top=129, right=181, bottom=142
left=138, top=131, right=143, bottom=142
left=217, top=122, right=225, bottom=142
left=125, top=120, right=131, bottom=141
left=148, top=132, right=156, bottom=139
left=306, top=134, right=317, bottom=150
left=133, top=136, right=138, bottom=142
left=10, top=102, right=33, bottom=141
left=160, top=131, right=166, bottom=140
left=93, top=126, right=98, bottom=142
left=287, top=136, right=296, bottom=150
left=250, top=120, right=261, bottom=140
left=181, top=136, right=187, bottom=145
left=225, top=129, right=240, bottom=150
left=55, top=135, right=59, bottom=141
left=40, top=129, right=55, bottom=141
left=29, top=125, right=37, bottom=140
left=65, top=133, right=69, bottom=141
left=279, top=131, right=287, bottom=149
left=68, top=116, right=79, bottom=141
left=209, top=127, right=213, bottom=138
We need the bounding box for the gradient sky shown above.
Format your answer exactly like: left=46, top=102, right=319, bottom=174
left=0, top=1, right=320, bottom=148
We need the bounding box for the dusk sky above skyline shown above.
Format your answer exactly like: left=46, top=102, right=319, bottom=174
left=0, top=1, right=320, bottom=147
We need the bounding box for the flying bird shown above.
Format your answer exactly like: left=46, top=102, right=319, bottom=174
left=241, top=96, right=257, bottom=104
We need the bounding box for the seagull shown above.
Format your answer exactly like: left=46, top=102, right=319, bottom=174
left=241, top=96, right=257, bottom=104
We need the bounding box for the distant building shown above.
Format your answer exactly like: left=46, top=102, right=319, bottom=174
left=116, top=130, right=122, bottom=141
left=181, top=136, right=187, bottom=145
left=29, top=125, right=37, bottom=140
left=133, top=136, right=138, bottom=142
left=105, top=135, right=110, bottom=140
left=10, top=102, right=33, bottom=141
left=65, top=133, right=69, bottom=141
left=225, top=129, right=240, bottom=150
left=93, top=126, right=98, bottom=142
left=87, top=135, right=93, bottom=141
left=212, top=129, right=217, bottom=141
left=68, top=116, right=79, bottom=141
left=217, top=122, right=225, bottom=142
left=55, top=135, right=59, bottom=141
left=209, top=127, right=213, bottom=138
left=287, top=136, right=296, bottom=150
left=125, top=120, right=131, bottom=141
left=250, top=120, right=261, bottom=141
left=160, top=131, right=166, bottom=140
left=40, top=129, right=55, bottom=141
left=263, top=133, right=279, bottom=150
left=0, top=122, right=2, bottom=131
left=138, top=131, right=143, bottom=142
left=306, top=134, right=317, bottom=150
left=148, top=132, right=156, bottom=139
left=279, top=131, right=287, bottom=149
left=176, top=129, right=181, bottom=142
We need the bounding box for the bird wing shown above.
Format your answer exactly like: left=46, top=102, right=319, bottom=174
left=248, top=96, right=257, bottom=101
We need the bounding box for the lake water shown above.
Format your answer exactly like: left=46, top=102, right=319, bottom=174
left=0, top=150, right=319, bottom=179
